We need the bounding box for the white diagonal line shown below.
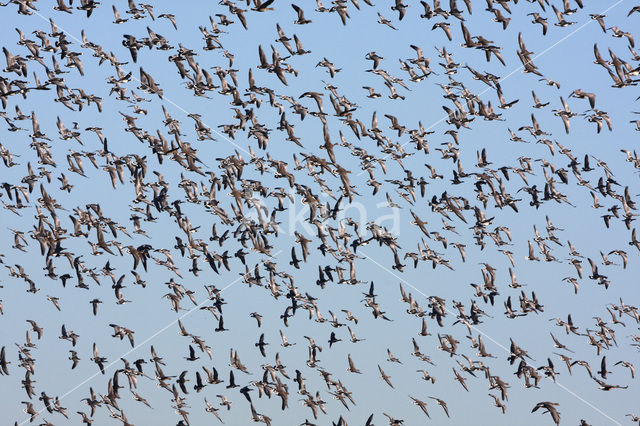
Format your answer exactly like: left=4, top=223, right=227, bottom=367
left=30, top=9, right=253, bottom=156
left=18, top=249, right=282, bottom=425
left=357, top=0, right=626, bottom=177
left=359, top=250, right=623, bottom=426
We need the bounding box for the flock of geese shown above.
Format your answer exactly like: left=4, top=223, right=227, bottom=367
left=0, top=0, right=639, bottom=425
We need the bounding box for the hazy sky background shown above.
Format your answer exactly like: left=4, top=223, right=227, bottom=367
left=0, top=0, right=639, bottom=425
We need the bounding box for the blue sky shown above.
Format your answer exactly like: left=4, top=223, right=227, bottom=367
left=0, top=0, right=639, bottom=425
